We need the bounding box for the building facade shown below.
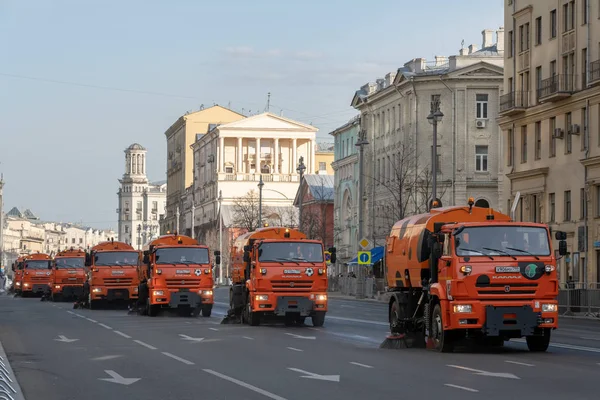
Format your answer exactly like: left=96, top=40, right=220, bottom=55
left=330, top=117, right=360, bottom=263
left=163, top=105, right=245, bottom=233
left=293, top=174, right=335, bottom=248
left=315, top=143, right=335, bottom=175
left=499, top=0, right=600, bottom=285
left=351, top=28, right=505, bottom=247
left=116, top=143, right=166, bottom=248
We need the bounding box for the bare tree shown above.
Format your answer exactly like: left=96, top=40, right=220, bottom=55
left=414, top=166, right=448, bottom=214
left=231, top=190, right=262, bottom=232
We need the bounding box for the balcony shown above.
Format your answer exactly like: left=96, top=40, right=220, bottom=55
left=590, top=60, right=600, bottom=86
left=499, top=91, right=529, bottom=116
left=538, top=74, right=575, bottom=103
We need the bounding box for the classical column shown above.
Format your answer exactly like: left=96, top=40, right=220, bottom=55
left=292, top=138, right=297, bottom=173
left=237, top=137, right=243, bottom=173
left=256, top=138, right=261, bottom=173
left=219, top=136, right=224, bottom=173
left=274, top=138, right=279, bottom=173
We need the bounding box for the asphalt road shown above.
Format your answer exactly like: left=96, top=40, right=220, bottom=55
left=0, top=288, right=598, bottom=400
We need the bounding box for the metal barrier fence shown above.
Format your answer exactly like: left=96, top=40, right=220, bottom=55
left=328, top=276, right=384, bottom=299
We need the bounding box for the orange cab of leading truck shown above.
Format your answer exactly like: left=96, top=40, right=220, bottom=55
left=11, top=256, right=25, bottom=294
left=83, top=239, right=140, bottom=309
left=138, top=232, right=216, bottom=317
left=385, top=197, right=565, bottom=353
left=228, top=226, right=334, bottom=327
left=49, top=247, right=87, bottom=301
left=19, top=253, right=53, bottom=297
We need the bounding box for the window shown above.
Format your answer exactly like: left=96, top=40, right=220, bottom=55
left=519, top=23, right=530, bottom=52
left=508, top=30, right=514, bottom=57
left=125, top=226, right=129, bottom=234
left=72, top=238, right=75, bottom=244
left=507, top=129, right=514, bottom=166
left=536, top=66, right=542, bottom=102
left=549, top=193, right=556, bottom=222
left=319, top=162, right=326, bottom=172
left=582, top=107, right=588, bottom=150
left=535, top=121, right=542, bottom=159
left=564, top=190, right=572, bottom=221
left=583, top=0, right=588, bottom=24
left=535, top=17, right=542, bottom=45
left=475, top=146, right=488, bottom=172
left=550, top=117, right=557, bottom=157
left=430, top=94, right=441, bottom=112
left=566, top=112, right=572, bottom=154
left=581, top=188, right=586, bottom=220
left=79, top=238, right=83, bottom=244
left=521, top=125, right=528, bottom=163
left=582, top=48, right=588, bottom=88
left=550, top=60, right=556, bottom=76
left=476, top=94, right=488, bottom=119
left=550, top=9, right=557, bottom=38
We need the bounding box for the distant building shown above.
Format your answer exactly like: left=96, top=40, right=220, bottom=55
left=293, top=174, right=335, bottom=248
left=116, top=143, right=166, bottom=248
left=315, top=142, right=334, bottom=175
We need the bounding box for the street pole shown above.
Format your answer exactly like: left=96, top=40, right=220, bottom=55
left=355, top=129, right=369, bottom=300
left=176, top=205, right=180, bottom=234
left=258, top=175, right=264, bottom=228
left=218, top=190, right=223, bottom=285
left=427, top=108, right=443, bottom=209
left=296, top=156, right=306, bottom=231
left=191, top=194, right=195, bottom=240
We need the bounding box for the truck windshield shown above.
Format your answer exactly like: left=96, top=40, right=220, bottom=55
left=94, top=251, right=139, bottom=266
left=25, top=260, right=50, bottom=269
left=258, top=242, right=324, bottom=263
left=55, top=258, right=85, bottom=269
left=455, top=226, right=551, bottom=257
left=155, top=248, right=209, bottom=265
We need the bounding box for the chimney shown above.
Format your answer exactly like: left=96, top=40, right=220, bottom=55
left=496, top=26, right=505, bottom=52
left=385, top=72, right=397, bottom=86
left=468, top=44, right=478, bottom=54
left=482, top=29, right=494, bottom=48
left=435, top=55, right=447, bottom=66
left=459, top=47, right=466, bottom=56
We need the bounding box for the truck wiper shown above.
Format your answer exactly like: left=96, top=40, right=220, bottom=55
left=482, top=247, right=517, bottom=260
left=505, top=247, right=540, bottom=260
left=277, top=258, right=299, bottom=265
left=459, top=248, right=494, bottom=260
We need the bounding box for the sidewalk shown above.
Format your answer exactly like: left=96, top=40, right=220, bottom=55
left=0, top=326, right=26, bottom=400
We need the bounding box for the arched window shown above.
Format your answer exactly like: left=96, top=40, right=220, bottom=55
left=475, top=199, right=490, bottom=208
left=261, top=164, right=270, bottom=174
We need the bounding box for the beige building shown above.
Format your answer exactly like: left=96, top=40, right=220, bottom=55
left=499, top=0, right=600, bottom=285
left=352, top=28, right=504, bottom=246
left=163, top=105, right=245, bottom=233
left=315, top=143, right=334, bottom=175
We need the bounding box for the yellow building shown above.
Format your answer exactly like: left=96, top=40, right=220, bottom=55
left=315, top=143, right=334, bottom=175
left=163, top=105, right=245, bottom=233
left=499, top=0, right=600, bottom=284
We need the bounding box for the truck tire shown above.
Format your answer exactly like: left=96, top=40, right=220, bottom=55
left=147, top=299, right=159, bottom=317
left=201, top=305, right=212, bottom=317
left=312, top=311, right=325, bottom=327
left=431, top=304, right=453, bottom=352
left=526, top=328, right=551, bottom=352
left=245, top=303, right=260, bottom=326
left=389, top=299, right=406, bottom=335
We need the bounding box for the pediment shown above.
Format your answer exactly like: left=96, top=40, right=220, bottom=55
left=219, top=112, right=317, bottom=132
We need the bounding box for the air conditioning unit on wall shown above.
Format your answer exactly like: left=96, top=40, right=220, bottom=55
left=476, top=120, right=486, bottom=129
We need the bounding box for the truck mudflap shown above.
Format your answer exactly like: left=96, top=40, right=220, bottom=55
left=168, top=291, right=201, bottom=309
left=274, top=296, right=314, bottom=317
left=483, top=305, right=541, bottom=336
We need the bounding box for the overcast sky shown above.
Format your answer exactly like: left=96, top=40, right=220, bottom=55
left=0, top=0, right=503, bottom=229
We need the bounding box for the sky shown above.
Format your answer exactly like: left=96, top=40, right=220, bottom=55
left=0, top=0, right=503, bottom=230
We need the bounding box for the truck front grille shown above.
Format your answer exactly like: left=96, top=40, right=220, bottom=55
left=271, top=280, right=313, bottom=292
left=103, top=278, right=133, bottom=286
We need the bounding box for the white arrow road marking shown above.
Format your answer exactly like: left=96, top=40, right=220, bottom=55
left=445, top=384, right=479, bottom=392
left=505, top=360, right=534, bottom=367
left=179, top=334, right=205, bottom=342
left=350, top=362, right=373, bottom=369
left=285, top=333, right=316, bottom=340
left=99, top=370, right=140, bottom=385
left=54, top=335, right=78, bottom=343
left=92, top=355, right=122, bottom=361
left=287, top=368, right=340, bottom=382
left=203, top=369, right=288, bottom=400
left=447, top=365, right=520, bottom=379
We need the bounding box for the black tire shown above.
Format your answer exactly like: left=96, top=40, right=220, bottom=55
left=431, top=304, right=453, bottom=352
left=245, top=303, right=260, bottom=326
left=201, top=305, right=212, bottom=317
left=389, top=299, right=406, bottom=335
left=296, top=316, right=306, bottom=325
left=526, top=328, right=551, bottom=352
left=147, top=299, right=159, bottom=317
left=312, top=311, right=326, bottom=327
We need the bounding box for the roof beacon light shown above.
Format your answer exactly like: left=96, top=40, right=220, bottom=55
left=468, top=197, right=475, bottom=213
left=284, top=228, right=290, bottom=238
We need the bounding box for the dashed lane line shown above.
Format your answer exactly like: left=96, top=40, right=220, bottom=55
left=86, top=318, right=98, bottom=323
left=133, top=340, right=157, bottom=350
left=162, top=352, right=194, bottom=365
left=98, top=323, right=113, bottom=330
left=287, top=347, right=303, bottom=352
left=444, top=384, right=479, bottom=393
left=350, top=362, right=374, bottom=368
left=114, top=331, right=132, bottom=339
left=505, top=360, right=534, bottom=367
left=203, top=369, right=289, bottom=400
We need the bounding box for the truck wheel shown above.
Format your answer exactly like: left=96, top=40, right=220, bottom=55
left=311, top=312, right=326, bottom=327
left=526, top=328, right=551, bottom=352
left=389, top=299, right=406, bottom=335
left=201, top=305, right=212, bottom=317
left=245, top=303, right=260, bottom=326
left=147, top=299, right=159, bottom=317
left=431, top=304, right=453, bottom=352
left=295, top=316, right=306, bottom=325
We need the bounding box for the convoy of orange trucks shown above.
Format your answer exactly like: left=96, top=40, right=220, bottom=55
left=82, top=239, right=140, bottom=309
left=225, top=226, right=334, bottom=327
left=48, top=247, right=87, bottom=301
left=15, top=253, right=53, bottom=297
left=384, top=198, right=565, bottom=352
left=137, top=233, right=217, bottom=317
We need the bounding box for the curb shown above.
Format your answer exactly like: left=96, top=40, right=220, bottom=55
left=0, top=339, right=26, bottom=400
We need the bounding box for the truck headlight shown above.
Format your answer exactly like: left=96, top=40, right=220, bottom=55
left=542, top=304, right=557, bottom=312
left=316, top=294, right=327, bottom=301
left=460, top=265, right=472, bottom=275
left=153, top=290, right=164, bottom=296
left=544, top=265, right=555, bottom=273
left=255, top=295, right=268, bottom=301
left=55, top=285, right=61, bottom=289
left=16, top=282, right=21, bottom=286
left=318, top=268, right=324, bottom=275
left=133, top=287, right=138, bottom=292
left=260, top=268, right=267, bottom=275
left=23, top=283, right=30, bottom=287
left=92, top=288, right=102, bottom=293
left=453, top=304, right=472, bottom=313
left=202, top=290, right=213, bottom=296
left=204, top=269, right=210, bottom=274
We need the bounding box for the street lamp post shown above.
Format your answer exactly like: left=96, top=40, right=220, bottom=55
left=136, top=224, right=141, bottom=250
left=218, top=190, right=223, bottom=285
left=427, top=108, right=444, bottom=209
left=355, top=128, right=369, bottom=299
left=296, top=156, right=306, bottom=231
left=257, top=175, right=264, bottom=228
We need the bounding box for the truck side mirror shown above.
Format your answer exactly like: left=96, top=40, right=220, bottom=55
left=330, top=252, right=336, bottom=263
left=143, top=250, right=149, bottom=256
left=85, top=253, right=92, bottom=267
left=214, top=250, right=221, bottom=256
left=558, top=240, right=567, bottom=256
left=215, top=255, right=221, bottom=265
left=143, top=254, right=150, bottom=264
left=243, top=251, right=250, bottom=262
left=11, top=265, right=15, bottom=272
left=555, top=231, right=567, bottom=241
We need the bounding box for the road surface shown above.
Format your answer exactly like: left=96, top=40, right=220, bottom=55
left=0, top=288, right=599, bottom=400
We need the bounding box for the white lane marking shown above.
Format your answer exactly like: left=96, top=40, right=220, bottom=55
left=580, top=336, right=600, bottom=341
left=445, top=384, right=479, bottom=393
left=162, top=352, right=194, bottom=365
left=209, top=328, right=219, bottom=331
left=98, top=323, right=113, bottom=330
left=512, top=339, right=600, bottom=353
left=114, top=331, right=132, bottom=339
left=243, top=336, right=254, bottom=340
left=92, top=355, right=122, bottom=361
left=67, top=311, right=76, bottom=315
left=86, top=318, right=98, bottom=323
left=505, top=360, right=534, bottom=367
left=203, top=369, right=288, bottom=400
left=287, top=347, right=303, bottom=352
left=324, top=315, right=388, bottom=326
left=340, top=305, right=355, bottom=308
left=133, top=340, right=157, bottom=350
left=76, top=314, right=86, bottom=318
left=350, top=362, right=373, bottom=369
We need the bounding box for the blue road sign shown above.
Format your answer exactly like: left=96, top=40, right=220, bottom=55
left=358, top=251, right=371, bottom=265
